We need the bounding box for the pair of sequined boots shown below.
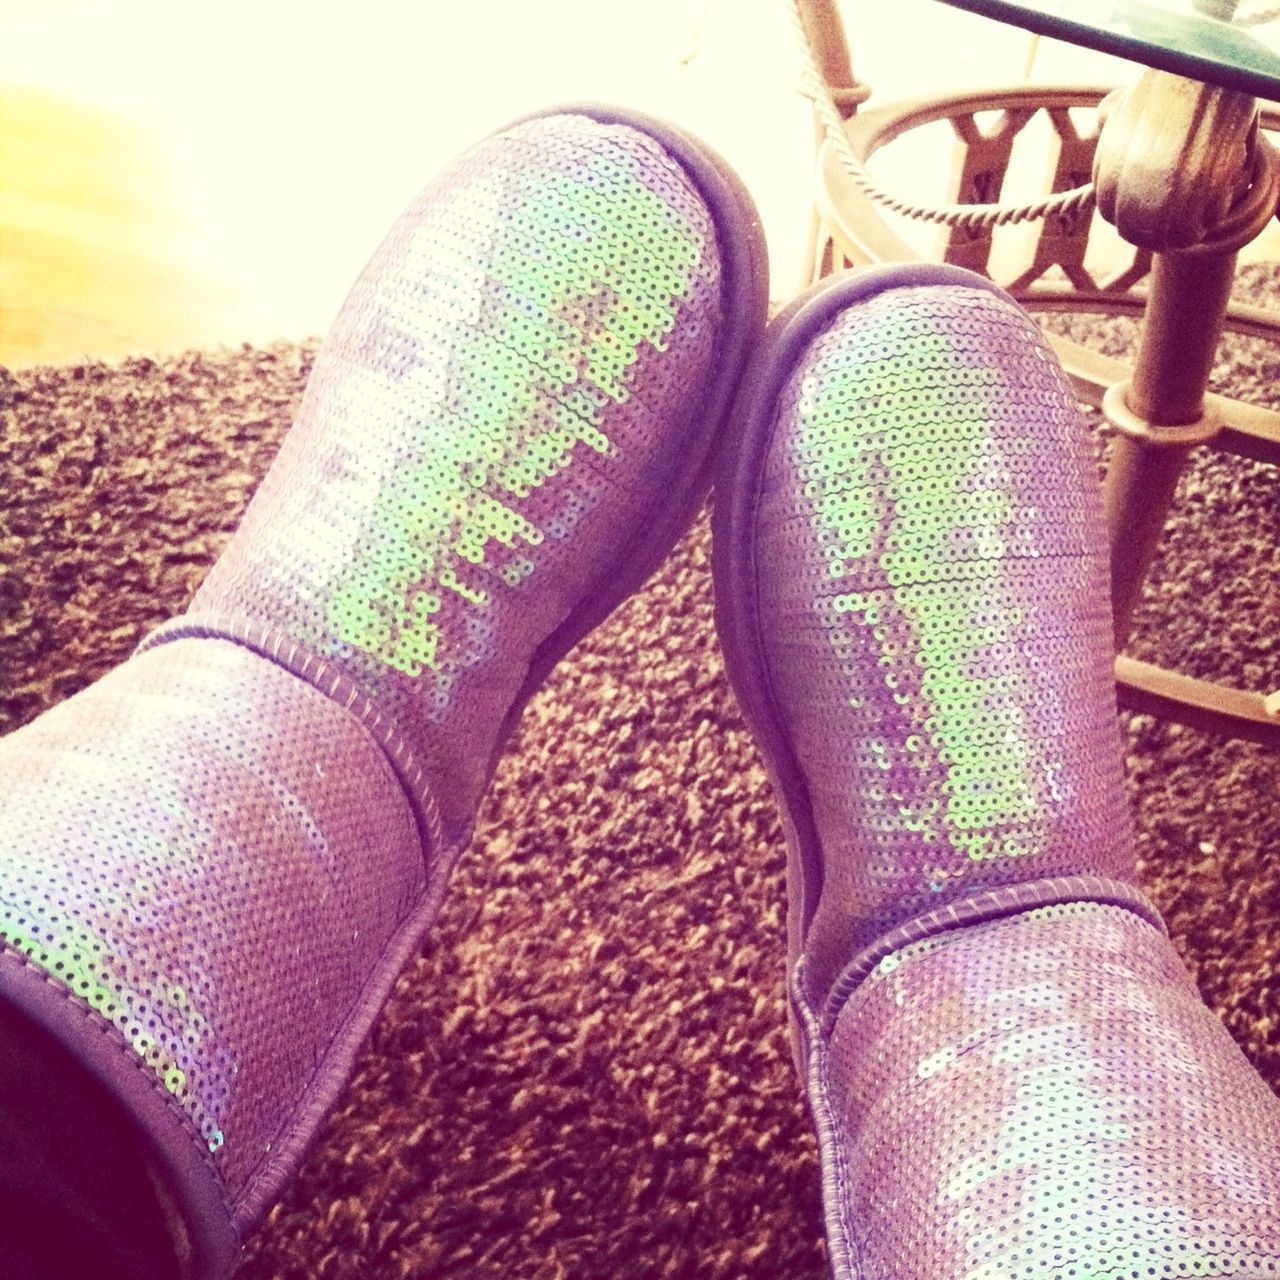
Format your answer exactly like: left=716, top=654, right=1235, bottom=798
left=1, top=108, right=1277, bottom=1279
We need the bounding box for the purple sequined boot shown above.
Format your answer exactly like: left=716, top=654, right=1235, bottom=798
left=0, top=107, right=766, bottom=1279
left=714, top=265, right=1280, bottom=1277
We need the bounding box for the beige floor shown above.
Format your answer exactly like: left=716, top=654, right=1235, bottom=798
left=1, top=0, right=1275, bottom=370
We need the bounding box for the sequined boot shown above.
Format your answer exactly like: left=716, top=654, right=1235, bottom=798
left=0, top=107, right=767, bottom=1279
left=713, top=265, right=1280, bottom=1277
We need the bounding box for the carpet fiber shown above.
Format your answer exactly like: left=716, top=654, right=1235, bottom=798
left=1, top=280, right=1278, bottom=1279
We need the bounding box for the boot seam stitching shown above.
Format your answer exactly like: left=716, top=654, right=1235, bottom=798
left=137, top=613, right=445, bottom=875
left=818, top=874, right=1169, bottom=1036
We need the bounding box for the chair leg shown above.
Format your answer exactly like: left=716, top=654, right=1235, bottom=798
left=1102, top=246, right=1237, bottom=643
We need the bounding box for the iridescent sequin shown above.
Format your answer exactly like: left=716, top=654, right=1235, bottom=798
left=0, top=640, right=421, bottom=1187
left=756, top=286, right=1137, bottom=998
left=169, top=113, right=721, bottom=847
left=756, top=281, right=1280, bottom=1274
left=325, top=151, right=702, bottom=677
left=0, top=112, right=724, bottom=1213
left=823, top=902, right=1280, bottom=1277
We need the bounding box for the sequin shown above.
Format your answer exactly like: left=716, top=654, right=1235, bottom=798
left=0, top=112, right=724, bottom=1207
left=158, top=113, right=722, bottom=850
left=756, top=281, right=1280, bottom=1275
left=824, top=902, right=1280, bottom=1277
left=0, top=642, right=422, bottom=1187
left=756, top=286, right=1137, bottom=981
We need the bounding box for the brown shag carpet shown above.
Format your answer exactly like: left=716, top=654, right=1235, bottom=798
left=2, top=275, right=1279, bottom=1279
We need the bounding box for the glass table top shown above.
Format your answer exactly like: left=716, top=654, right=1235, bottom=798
left=935, top=0, right=1280, bottom=98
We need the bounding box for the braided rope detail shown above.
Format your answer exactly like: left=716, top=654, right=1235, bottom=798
left=786, top=0, right=1098, bottom=230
